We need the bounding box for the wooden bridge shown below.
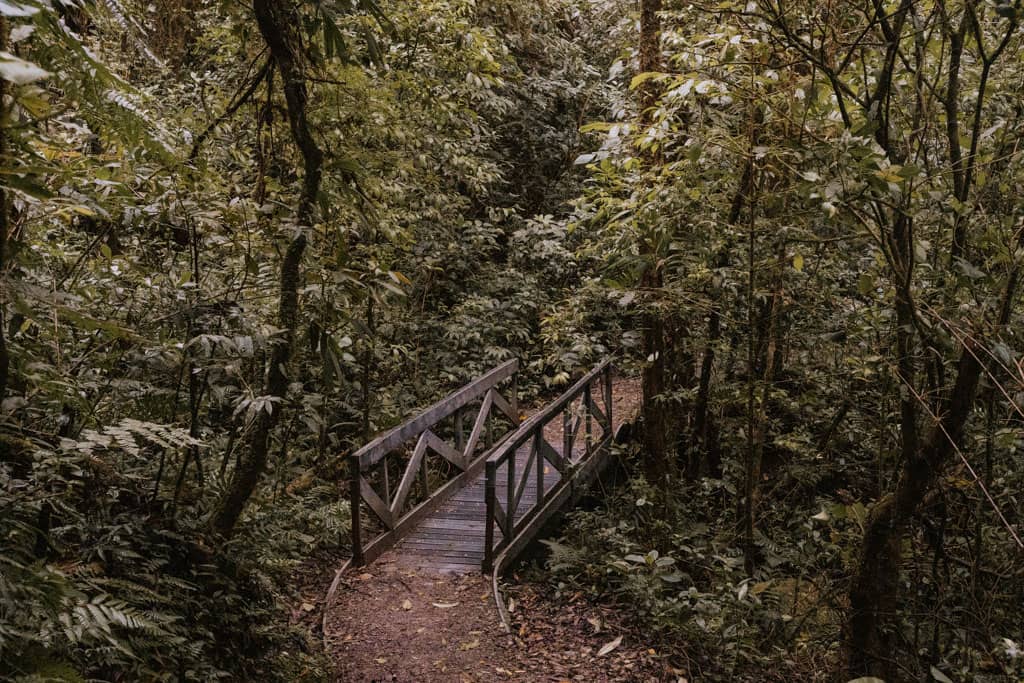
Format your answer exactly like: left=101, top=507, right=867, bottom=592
left=325, top=359, right=619, bottom=617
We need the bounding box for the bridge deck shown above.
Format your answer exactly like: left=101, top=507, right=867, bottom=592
left=394, top=441, right=564, bottom=573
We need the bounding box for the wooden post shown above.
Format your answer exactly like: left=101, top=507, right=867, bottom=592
left=535, top=430, right=544, bottom=502
left=420, top=452, right=429, bottom=500
left=511, top=371, right=519, bottom=420
left=506, top=448, right=516, bottom=541
left=584, top=384, right=593, bottom=455
left=483, top=460, right=496, bottom=573
left=486, top=401, right=494, bottom=449
left=455, top=406, right=465, bottom=452
left=563, top=405, right=572, bottom=462
left=350, top=454, right=364, bottom=566
left=605, top=366, right=613, bottom=433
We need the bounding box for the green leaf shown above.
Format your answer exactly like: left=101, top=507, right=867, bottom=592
left=930, top=666, right=954, bottom=683
left=2, top=173, right=53, bottom=200
left=629, top=71, right=663, bottom=90
left=858, top=273, right=875, bottom=296
left=792, top=253, right=804, bottom=272
left=0, top=51, right=49, bottom=84
left=0, top=1, right=39, bottom=17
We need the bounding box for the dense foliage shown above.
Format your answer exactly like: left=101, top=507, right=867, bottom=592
left=1, top=0, right=1022, bottom=681
left=0, top=0, right=618, bottom=679
left=546, top=0, right=1024, bottom=680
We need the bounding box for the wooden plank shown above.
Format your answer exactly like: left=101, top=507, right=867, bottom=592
left=401, top=547, right=485, bottom=561
left=404, top=528, right=487, bottom=542
left=490, top=388, right=518, bottom=423
left=359, top=476, right=393, bottom=529
left=400, top=538, right=484, bottom=552
left=511, top=443, right=536, bottom=518
left=538, top=436, right=569, bottom=474
left=588, top=393, right=609, bottom=431
left=492, top=497, right=507, bottom=534
left=462, top=391, right=493, bottom=459
left=535, top=431, right=545, bottom=508
left=425, top=430, right=467, bottom=470
left=403, top=542, right=487, bottom=555
left=355, top=359, right=517, bottom=469
left=416, top=518, right=486, bottom=531
left=389, top=432, right=429, bottom=517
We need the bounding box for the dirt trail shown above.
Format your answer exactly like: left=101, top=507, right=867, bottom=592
left=324, top=554, right=670, bottom=682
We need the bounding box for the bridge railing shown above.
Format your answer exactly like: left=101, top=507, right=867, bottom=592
left=349, top=359, right=520, bottom=566
left=483, top=359, right=613, bottom=573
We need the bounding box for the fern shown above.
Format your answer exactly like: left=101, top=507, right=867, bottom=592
left=66, top=418, right=202, bottom=458
left=97, top=0, right=166, bottom=69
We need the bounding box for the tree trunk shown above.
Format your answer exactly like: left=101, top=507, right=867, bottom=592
left=638, top=0, right=668, bottom=478
left=0, top=16, right=10, bottom=403
left=210, top=0, right=324, bottom=538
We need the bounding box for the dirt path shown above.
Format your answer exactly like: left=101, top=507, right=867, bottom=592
left=324, top=554, right=670, bottom=682
left=322, top=376, right=663, bottom=682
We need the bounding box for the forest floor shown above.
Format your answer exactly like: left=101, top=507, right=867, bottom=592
left=316, top=376, right=681, bottom=682
left=322, top=556, right=673, bottom=682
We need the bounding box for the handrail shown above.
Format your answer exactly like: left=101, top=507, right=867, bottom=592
left=483, top=359, right=613, bottom=574
left=349, top=359, right=519, bottom=566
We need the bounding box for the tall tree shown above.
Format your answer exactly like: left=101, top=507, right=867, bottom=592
left=210, top=0, right=324, bottom=538
left=638, top=0, right=668, bottom=478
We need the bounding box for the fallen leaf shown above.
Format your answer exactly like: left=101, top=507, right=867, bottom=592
left=300, top=602, right=315, bottom=612
left=459, top=638, right=480, bottom=651
left=432, top=601, right=459, bottom=609
left=402, top=599, right=413, bottom=610
left=507, top=598, right=516, bottom=613
left=587, top=616, right=603, bottom=633
left=357, top=573, right=373, bottom=581
left=598, top=635, right=623, bottom=657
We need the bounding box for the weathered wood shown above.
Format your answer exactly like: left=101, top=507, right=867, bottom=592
left=348, top=361, right=519, bottom=566
left=405, top=527, right=487, bottom=541
left=454, top=406, right=465, bottom=451
left=490, top=388, right=518, bottom=423
left=463, top=391, right=493, bottom=459
left=589, top=392, right=609, bottom=432
left=495, top=432, right=614, bottom=566
left=350, top=462, right=363, bottom=565
left=425, top=430, right=466, bottom=470
left=535, top=431, right=544, bottom=506
left=506, top=447, right=516, bottom=539
left=584, top=384, right=593, bottom=453
left=482, top=359, right=613, bottom=572
left=355, top=359, right=517, bottom=469
left=360, top=476, right=393, bottom=529
left=512, top=442, right=536, bottom=517
left=538, top=436, right=568, bottom=474
left=492, top=496, right=507, bottom=534
left=356, top=427, right=514, bottom=565
left=604, top=369, right=614, bottom=435
left=347, top=359, right=617, bottom=584
left=390, top=432, right=428, bottom=517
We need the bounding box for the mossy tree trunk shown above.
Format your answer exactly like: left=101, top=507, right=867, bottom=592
left=211, top=0, right=324, bottom=538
